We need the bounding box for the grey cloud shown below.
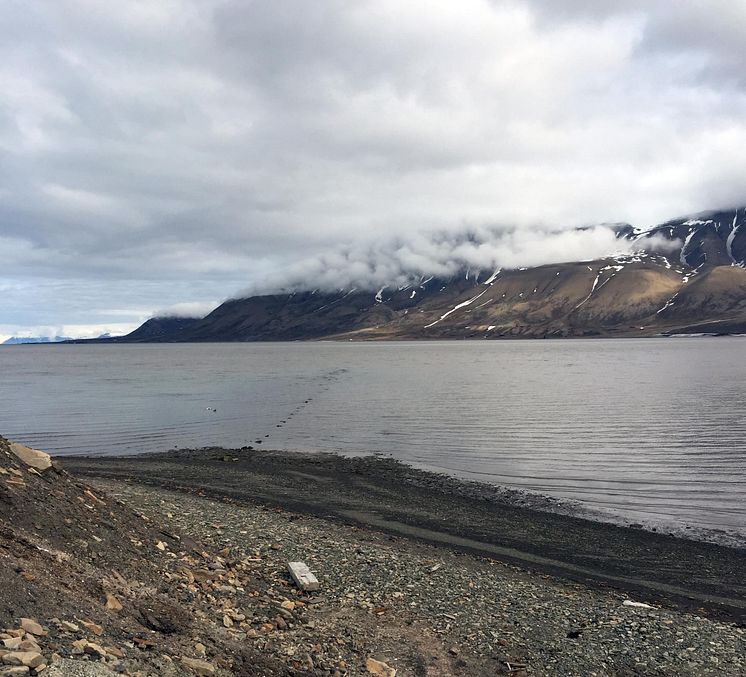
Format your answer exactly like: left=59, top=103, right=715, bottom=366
left=522, top=0, right=746, bottom=87
left=1, top=0, right=745, bottom=336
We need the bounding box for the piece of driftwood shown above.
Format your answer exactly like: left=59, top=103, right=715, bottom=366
left=287, top=561, right=319, bottom=591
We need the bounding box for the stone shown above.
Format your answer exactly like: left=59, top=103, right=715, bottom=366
left=71, top=640, right=87, bottom=655
left=287, top=562, right=319, bottom=591
left=17, top=653, right=44, bottom=669
left=80, top=621, right=103, bottom=636
left=181, top=657, right=215, bottom=675
left=1, top=641, right=21, bottom=652
left=19, top=620, right=45, bottom=637
left=366, top=657, right=396, bottom=677
left=9, top=444, right=51, bottom=472
left=84, top=643, right=107, bottom=658
left=0, top=667, right=30, bottom=675
left=105, top=594, right=122, bottom=612
left=280, top=600, right=296, bottom=611
left=59, top=622, right=79, bottom=633
left=16, top=643, right=39, bottom=654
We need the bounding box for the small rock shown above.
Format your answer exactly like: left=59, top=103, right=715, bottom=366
left=181, top=657, right=215, bottom=675
left=19, top=621, right=45, bottom=638
left=105, top=594, right=123, bottom=612
left=9, top=653, right=44, bottom=669
left=58, top=622, right=79, bottom=633
left=9, top=443, right=51, bottom=472
left=0, top=666, right=30, bottom=675
left=83, top=643, right=106, bottom=658
left=366, top=657, right=396, bottom=677
left=71, top=640, right=87, bottom=656
left=80, top=621, right=103, bottom=637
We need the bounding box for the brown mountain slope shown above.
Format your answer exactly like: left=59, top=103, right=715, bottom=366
left=120, top=256, right=746, bottom=342
left=329, top=256, right=742, bottom=339
left=113, top=207, right=746, bottom=342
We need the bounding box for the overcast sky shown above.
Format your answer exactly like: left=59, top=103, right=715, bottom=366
left=2, top=0, right=746, bottom=339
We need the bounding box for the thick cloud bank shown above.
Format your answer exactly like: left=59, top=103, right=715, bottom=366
left=239, top=226, right=677, bottom=296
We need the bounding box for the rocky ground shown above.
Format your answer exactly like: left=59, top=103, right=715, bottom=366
left=2, top=438, right=745, bottom=676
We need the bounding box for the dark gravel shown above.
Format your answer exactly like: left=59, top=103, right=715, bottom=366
left=62, top=448, right=746, bottom=624
left=94, top=478, right=746, bottom=677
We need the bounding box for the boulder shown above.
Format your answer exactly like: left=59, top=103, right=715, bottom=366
left=9, top=444, right=52, bottom=472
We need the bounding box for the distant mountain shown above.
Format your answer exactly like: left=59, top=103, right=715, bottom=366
left=123, top=316, right=202, bottom=341
left=122, top=207, right=746, bottom=341
left=3, top=336, right=73, bottom=345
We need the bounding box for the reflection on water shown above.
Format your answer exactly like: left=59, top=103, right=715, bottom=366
left=1, top=339, right=744, bottom=542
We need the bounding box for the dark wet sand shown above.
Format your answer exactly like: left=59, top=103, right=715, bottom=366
left=61, top=448, right=746, bottom=623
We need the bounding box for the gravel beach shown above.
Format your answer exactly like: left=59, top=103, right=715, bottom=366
left=3, top=437, right=745, bottom=676
left=91, top=477, right=746, bottom=676
left=64, top=448, right=746, bottom=623
left=54, top=446, right=746, bottom=675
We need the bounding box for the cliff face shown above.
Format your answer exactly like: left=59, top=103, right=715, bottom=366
left=123, top=208, right=746, bottom=341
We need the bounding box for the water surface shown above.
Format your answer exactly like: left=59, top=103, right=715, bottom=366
left=1, top=339, right=744, bottom=543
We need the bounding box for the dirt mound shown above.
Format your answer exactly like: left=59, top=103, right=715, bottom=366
left=0, top=436, right=301, bottom=676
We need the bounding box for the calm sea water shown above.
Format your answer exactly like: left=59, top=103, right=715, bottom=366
left=1, top=340, right=744, bottom=543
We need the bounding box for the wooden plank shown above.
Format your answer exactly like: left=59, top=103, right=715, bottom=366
left=287, top=561, right=319, bottom=591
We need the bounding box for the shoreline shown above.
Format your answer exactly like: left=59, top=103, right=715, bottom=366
left=376, top=455, right=746, bottom=550
left=61, top=447, right=746, bottom=624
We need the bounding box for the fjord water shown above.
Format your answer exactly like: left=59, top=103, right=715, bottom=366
left=1, top=339, right=744, bottom=544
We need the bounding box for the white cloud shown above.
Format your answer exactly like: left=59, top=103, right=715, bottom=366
left=240, top=225, right=662, bottom=295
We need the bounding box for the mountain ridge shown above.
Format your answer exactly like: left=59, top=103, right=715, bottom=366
left=110, top=207, right=746, bottom=341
